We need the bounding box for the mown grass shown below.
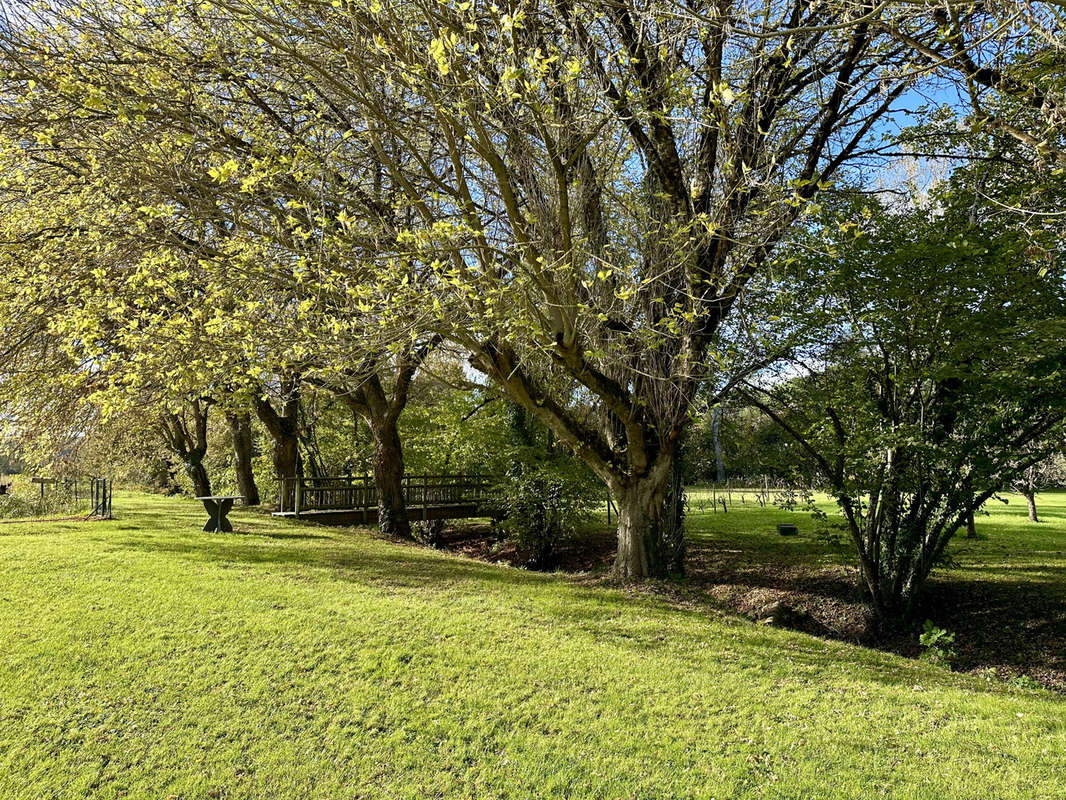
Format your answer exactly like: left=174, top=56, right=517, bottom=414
left=682, top=485, right=1066, bottom=598
left=0, top=490, right=1063, bottom=799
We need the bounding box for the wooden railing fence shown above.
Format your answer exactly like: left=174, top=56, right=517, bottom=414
left=278, top=474, right=493, bottom=517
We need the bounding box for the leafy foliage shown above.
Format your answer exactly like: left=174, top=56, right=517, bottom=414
left=495, top=461, right=598, bottom=570
left=750, top=172, right=1066, bottom=622
left=919, top=621, right=958, bottom=668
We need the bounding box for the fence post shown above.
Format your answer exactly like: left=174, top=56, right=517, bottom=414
left=294, top=479, right=302, bottom=519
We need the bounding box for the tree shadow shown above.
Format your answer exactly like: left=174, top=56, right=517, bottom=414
left=109, top=531, right=557, bottom=591
left=100, top=507, right=1066, bottom=695
left=244, top=530, right=334, bottom=542
left=677, top=534, right=1066, bottom=690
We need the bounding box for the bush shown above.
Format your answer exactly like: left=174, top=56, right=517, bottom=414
left=413, top=519, right=446, bottom=548
left=494, top=462, right=599, bottom=570
left=0, top=478, right=85, bottom=519
left=1007, top=674, right=1045, bottom=691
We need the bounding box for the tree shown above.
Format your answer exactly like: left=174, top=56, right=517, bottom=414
left=0, top=3, right=442, bottom=532
left=227, top=411, right=261, bottom=505
left=158, top=400, right=213, bottom=498
left=234, top=0, right=925, bottom=577
left=1011, top=447, right=1066, bottom=523
left=253, top=376, right=304, bottom=498
left=320, top=340, right=440, bottom=539
left=745, top=185, right=1066, bottom=625
left=884, top=5, right=1065, bottom=167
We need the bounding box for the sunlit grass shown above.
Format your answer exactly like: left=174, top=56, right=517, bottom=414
left=0, top=490, right=1063, bottom=798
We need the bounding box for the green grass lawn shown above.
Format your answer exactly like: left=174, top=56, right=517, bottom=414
left=0, top=491, right=1064, bottom=798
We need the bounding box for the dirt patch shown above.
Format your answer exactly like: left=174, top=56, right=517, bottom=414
left=687, top=540, right=1066, bottom=691
left=914, top=577, right=1066, bottom=691
left=432, top=522, right=617, bottom=573
left=430, top=522, right=1066, bottom=691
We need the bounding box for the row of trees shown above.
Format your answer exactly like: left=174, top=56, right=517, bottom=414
left=0, top=0, right=1063, bottom=624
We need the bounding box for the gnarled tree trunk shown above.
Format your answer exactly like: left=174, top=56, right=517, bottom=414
left=227, top=412, right=260, bottom=506
left=254, top=377, right=303, bottom=506
left=158, top=400, right=213, bottom=498
left=184, top=459, right=212, bottom=499
left=331, top=339, right=439, bottom=540
left=611, top=454, right=685, bottom=579
left=370, top=415, right=409, bottom=538
left=614, top=482, right=669, bottom=578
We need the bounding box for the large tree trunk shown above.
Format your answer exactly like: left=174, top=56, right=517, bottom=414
left=254, top=380, right=303, bottom=507
left=271, top=434, right=302, bottom=484
left=370, top=416, right=410, bottom=538
left=1024, top=490, right=1039, bottom=523
left=612, top=457, right=684, bottom=579
left=614, top=492, right=662, bottom=579
left=342, top=386, right=412, bottom=540
left=228, top=412, right=260, bottom=506
left=332, top=341, right=439, bottom=541
left=158, top=400, right=213, bottom=499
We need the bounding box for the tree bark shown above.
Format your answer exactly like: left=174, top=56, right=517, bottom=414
left=966, top=509, right=977, bottom=538
left=612, top=460, right=677, bottom=579
left=370, top=415, right=410, bottom=538
left=158, top=400, right=213, bottom=498
left=184, top=458, right=212, bottom=499
left=254, top=378, right=304, bottom=506
left=329, top=340, right=439, bottom=540
left=1024, top=490, right=1039, bottom=523
left=341, top=379, right=412, bottom=540
left=228, top=412, right=260, bottom=506
left=270, top=433, right=302, bottom=484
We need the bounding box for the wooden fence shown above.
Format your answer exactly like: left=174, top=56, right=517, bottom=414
left=278, top=474, right=494, bottom=518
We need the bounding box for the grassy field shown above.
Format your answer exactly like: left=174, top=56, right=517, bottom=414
left=676, top=488, right=1066, bottom=686
left=0, top=490, right=1064, bottom=798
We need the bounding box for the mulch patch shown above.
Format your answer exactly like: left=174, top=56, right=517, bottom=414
left=431, top=522, right=1066, bottom=691
left=432, top=522, right=617, bottom=572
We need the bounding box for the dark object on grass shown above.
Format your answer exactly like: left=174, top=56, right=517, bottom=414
left=777, top=523, right=799, bottom=536
left=88, top=477, right=113, bottom=519
left=0, top=482, right=9, bottom=496
left=756, top=601, right=811, bottom=629
left=196, top=495, right=242, bottom=532
left=414, top=519, right=446, bottom=548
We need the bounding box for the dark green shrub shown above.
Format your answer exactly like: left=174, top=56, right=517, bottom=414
left=494, top=462, right=599, bottom=570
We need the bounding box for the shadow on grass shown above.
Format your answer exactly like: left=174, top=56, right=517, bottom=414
left=85, top=494, right=1066, bottom=696
left=109, top=528, right=555, bottom=592
left=244, top=530, right=334, bottom=542
left=918, top=577, right=1066, bottom=683
left=958, top=563, right=1066, bottom=580
left=93, top=523, right=1066, bottom=699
